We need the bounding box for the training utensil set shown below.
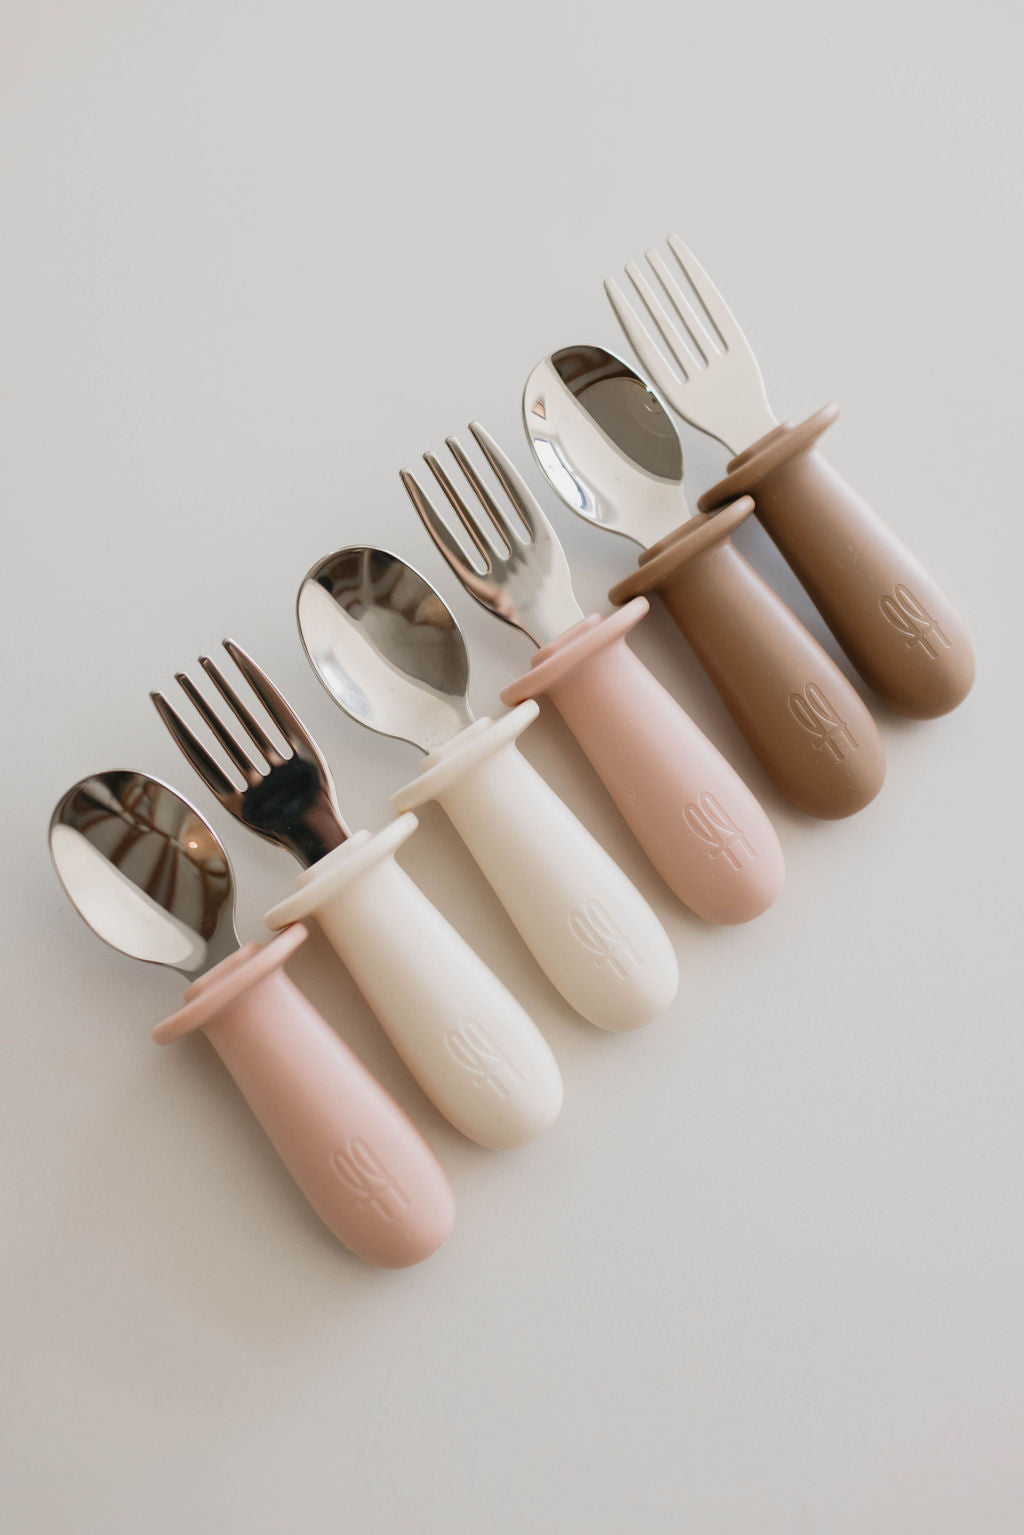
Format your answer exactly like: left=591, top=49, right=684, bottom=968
left=49, top=235, right=974, bottom=1267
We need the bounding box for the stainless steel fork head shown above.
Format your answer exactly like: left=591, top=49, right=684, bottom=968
left=401, top=422, right=585, bottom=649
left=152, top=638, right=350, bottom=869
left=605, top=234, right=777, bottom=453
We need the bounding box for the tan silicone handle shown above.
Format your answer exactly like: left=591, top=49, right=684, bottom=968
left=698, top=406, right=974, bottom=718
left=608, top=497, right=886, bottom=819
left=154, top=927, right=456, bottom=1267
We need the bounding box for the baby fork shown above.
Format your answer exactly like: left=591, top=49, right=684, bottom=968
left=402, top=424, right=784, bottom=926
left=152, top=640, right=563, bottom=1150
left=607, top=235, right=974, bottom=718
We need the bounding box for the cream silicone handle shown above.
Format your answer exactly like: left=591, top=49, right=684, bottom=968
left=502, top=602, right=784, bottom=925
left=390, top=705, right=679, bottom=1031
left=699, top=407, right=975, bottom=718
left=264, top=818, right=563, bottom=1150
left=154, top=927, right=455, bottom=1267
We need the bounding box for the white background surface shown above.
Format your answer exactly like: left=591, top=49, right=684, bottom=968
left=2, top=2, right=1021, bottom=1530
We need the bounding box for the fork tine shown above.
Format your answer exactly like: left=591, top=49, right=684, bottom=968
left=399, top=469, right=478, bottom=580
left=444, top=434, right=521, bottom=549
left=645, top=248, right=714, bottom=360
left=151, top=690, right=238, bottom=802
left=418, top=458, right=493, bottom=566
left=467, top=423, right=543, bottom=542
left=199, top=654, right=284, bottom=765
left=176, top=671, right=261, bottom=783
left=221, top=639, right=316, bottom=760
left=624, top=261, right=704, bottom=376
left=605, top=275, right=689, bottom=397
left=665, top=235, right=743, bottom=352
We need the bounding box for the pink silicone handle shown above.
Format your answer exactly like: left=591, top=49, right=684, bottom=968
left=154, top=927, right=455, bottom=1267
left=502, top=601, right=784, bottom=924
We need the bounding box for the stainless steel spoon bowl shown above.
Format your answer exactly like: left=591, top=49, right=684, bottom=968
left=297, top=546, right=473, bottom=752
left=295, top=547, right=681, bottom=1031
left=49, top=770, right=460, bottom=1264
left=523, top=345, right=889, bottom=823
left=50, top=770, right=238, bottom=977
left=523, top=343, right=689, bottom=548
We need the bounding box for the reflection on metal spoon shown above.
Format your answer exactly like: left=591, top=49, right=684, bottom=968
left=50, top=771, right=237, bottom=977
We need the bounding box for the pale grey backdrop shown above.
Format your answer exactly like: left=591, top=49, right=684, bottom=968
left=2, top=1, right=1021, bottom=1531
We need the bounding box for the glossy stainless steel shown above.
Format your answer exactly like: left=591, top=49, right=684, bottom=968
left=606, top=234, right=778, bottom=453
left=152, top=640, right=349, bottom=869
left=401, top=422, right=585, bottom=649
left=50, top=770, right=238, bottom=977
left=298, top=547, right=474, bottom=754
left=523, top=345, right=689, bottom=549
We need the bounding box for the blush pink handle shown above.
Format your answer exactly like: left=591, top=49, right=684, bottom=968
left=502, top=600, right=784, bottom=925
left=154, top=926, right=455, bottom=1268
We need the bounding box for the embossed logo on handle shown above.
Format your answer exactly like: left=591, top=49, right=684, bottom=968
left=789, top=682, right=858, bottom=761
left=332, top=1138, right=411, bottom=1221
left=880, top=584, right=950, bottom=660
left=568, top=900, right=642, bottom=978
left=445, top=1020, right=526, bottom=1098
left=683, top=792, right=756, bottom=871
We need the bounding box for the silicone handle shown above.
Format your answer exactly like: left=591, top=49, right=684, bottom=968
left=154, top=926, right=455, bottom=1267
left=609, top=499, right=886, bottom=819
left=390, top=704, right=679, bottom=1031
left=502, top=601, right=784, bottom=925
left=265, top=817, right=563, bottom=1150
left=698, top=406, right=975, bottom=718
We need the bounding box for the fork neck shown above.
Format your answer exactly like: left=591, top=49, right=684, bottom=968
left=290, top=804, right=349, bottom=869
left=718, top=398, right=779, bottom=459
left=524, top=595, right=588, bottom=651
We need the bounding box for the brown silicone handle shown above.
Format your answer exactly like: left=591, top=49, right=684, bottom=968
left=698, top=406, right=975, bottom=719
left=609, top=497, right=886, bottom=820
